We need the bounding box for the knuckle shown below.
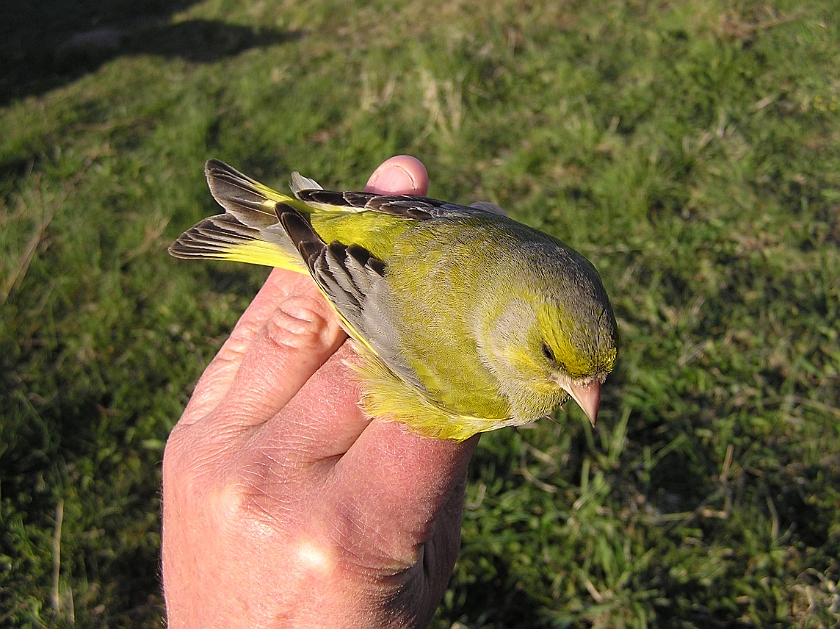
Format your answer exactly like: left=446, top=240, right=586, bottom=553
left=263, top=295, right=340, bottom=352
left=226, top=316, right=265, bottom=356
left=212, top=459, right=294, bottom=527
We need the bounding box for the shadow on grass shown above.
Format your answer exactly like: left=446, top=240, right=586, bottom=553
left=0, top=0, right=301, bottom=106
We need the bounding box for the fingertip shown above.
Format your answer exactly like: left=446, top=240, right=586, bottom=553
left=365, top=155, right=429, bottom=195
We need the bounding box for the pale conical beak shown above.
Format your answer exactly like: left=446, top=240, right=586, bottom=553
left=561, top=379, right=601, bottom=427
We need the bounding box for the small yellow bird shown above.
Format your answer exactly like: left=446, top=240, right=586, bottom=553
left=170, top=160, right=618, bottom=441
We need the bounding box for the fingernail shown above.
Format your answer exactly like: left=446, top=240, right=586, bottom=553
left=367, top=164, right=417, bottom=194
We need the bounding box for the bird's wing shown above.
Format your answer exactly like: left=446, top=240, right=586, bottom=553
left=277, top=204, right=424, bottom=390
left=294, top=187, right=502, bottom=221
left=210, top=158, right=502, bottom=221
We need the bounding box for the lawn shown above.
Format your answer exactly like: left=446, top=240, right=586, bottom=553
left=1, top=0, right=839, bottom=627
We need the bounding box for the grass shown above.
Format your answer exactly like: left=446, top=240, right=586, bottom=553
left=1, top=0, right=839, bottom=626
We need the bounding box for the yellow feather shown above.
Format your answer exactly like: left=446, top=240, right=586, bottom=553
left=216, top=241, right=307, bottom=273
left=349, top=344, right=512, bottom=441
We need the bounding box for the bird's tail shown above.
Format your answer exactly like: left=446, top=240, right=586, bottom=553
left=168, top=160, right=311, bottom=273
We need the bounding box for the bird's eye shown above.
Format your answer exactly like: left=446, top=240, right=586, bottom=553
left=541, top=341, right=555, bottom=363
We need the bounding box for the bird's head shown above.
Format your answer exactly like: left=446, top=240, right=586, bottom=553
left=477, top=240, right=618, bottom=426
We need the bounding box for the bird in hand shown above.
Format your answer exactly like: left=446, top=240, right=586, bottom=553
left=169, top=160, right=618, bottom=441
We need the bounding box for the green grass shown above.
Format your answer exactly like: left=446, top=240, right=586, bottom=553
left=2, top=0, right=839, bottom=626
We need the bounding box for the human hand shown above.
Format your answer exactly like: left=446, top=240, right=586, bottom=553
left=162, top=156, right=479, bottom=629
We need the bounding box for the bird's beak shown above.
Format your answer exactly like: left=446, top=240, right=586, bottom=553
left=559, top=379, right=601, bottom=427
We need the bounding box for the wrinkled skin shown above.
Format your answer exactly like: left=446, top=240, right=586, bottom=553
left=162, top=156, right=478, bottom=629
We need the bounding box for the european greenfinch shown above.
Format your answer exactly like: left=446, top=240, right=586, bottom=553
left=169, top=160, right=618, bottom=441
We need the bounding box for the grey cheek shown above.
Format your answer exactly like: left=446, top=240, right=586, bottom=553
left=474, top=298, right=536, bottom=369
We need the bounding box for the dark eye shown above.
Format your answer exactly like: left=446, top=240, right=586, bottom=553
left=541, top=341, right=555, bottom=362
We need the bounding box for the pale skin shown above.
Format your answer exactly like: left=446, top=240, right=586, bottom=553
left=162, top=156, right=479, bottom=629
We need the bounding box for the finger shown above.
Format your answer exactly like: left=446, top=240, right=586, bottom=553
left=179, top=269, right=309, bottom=423
left=205, top=280, right=346, bottom=430
left=365, top=155, right=429, bottom=195
left=256, top=342, right=370, bottom=460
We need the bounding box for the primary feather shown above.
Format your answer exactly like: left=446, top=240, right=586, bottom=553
left=170, top=160, right=618, bottom=440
